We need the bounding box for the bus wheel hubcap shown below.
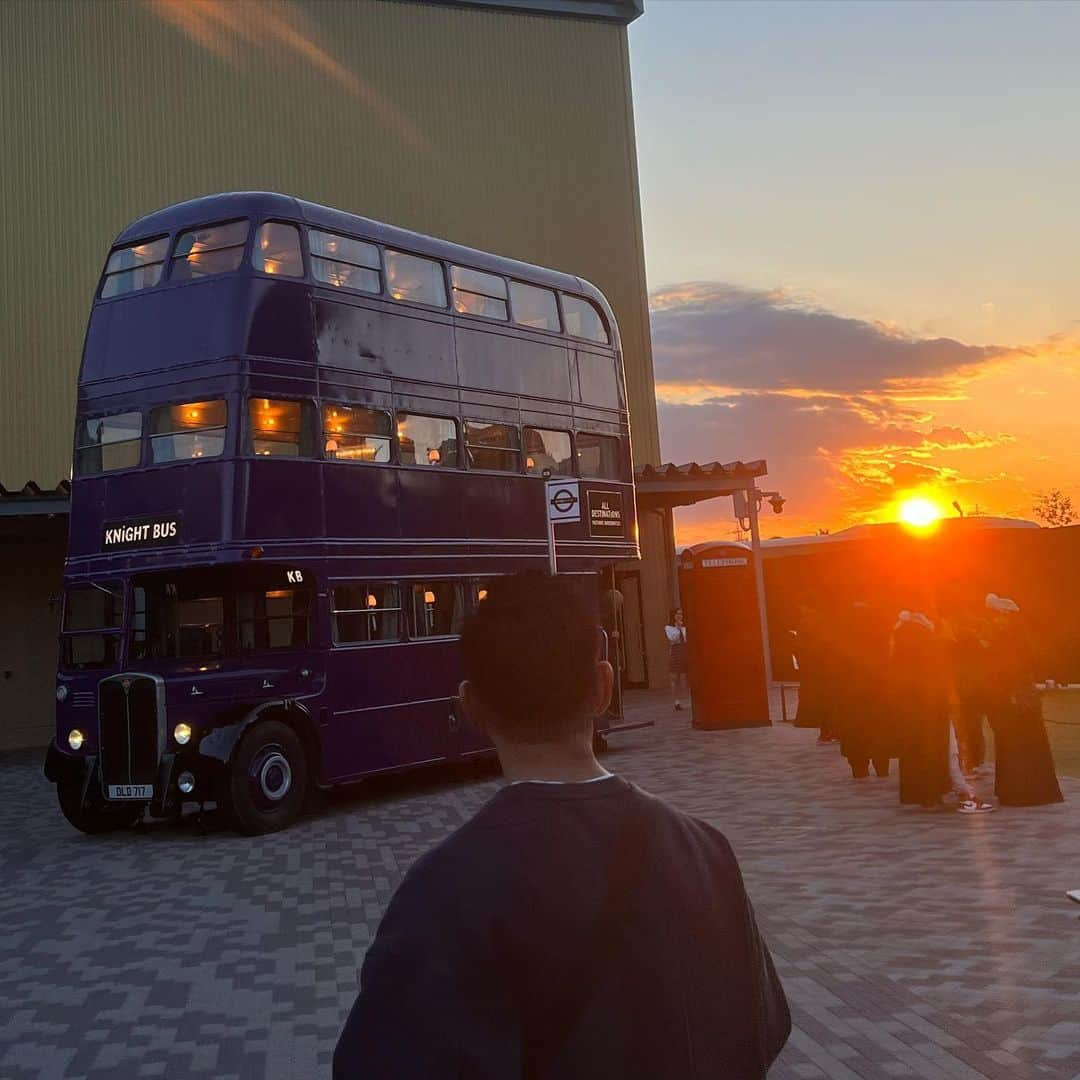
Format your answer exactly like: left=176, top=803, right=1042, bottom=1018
left=254, top=749, right=292, bottom=803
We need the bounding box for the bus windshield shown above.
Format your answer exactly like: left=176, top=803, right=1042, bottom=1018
left=131, top=567, right=312, bottom=661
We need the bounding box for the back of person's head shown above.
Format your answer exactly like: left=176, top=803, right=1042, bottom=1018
left=462, top=573, right=603, bottom=742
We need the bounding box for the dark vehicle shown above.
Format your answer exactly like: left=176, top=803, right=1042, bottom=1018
left=45, top=192, right=638, bottom=835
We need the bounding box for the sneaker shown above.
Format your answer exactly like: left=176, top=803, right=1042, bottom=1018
left=957, top=799, right=996, bottom=814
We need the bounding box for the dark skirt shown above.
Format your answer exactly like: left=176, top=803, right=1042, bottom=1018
left=669, top=641, right=688, bottom=676
left=898, top=703, right=951, bottom=806
left=990, top=702, right=1064, bottom=807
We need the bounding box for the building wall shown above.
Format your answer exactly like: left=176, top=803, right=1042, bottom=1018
left=0, top=0, right=672, bottom=739
left=0, top=519, right=66, bottom=750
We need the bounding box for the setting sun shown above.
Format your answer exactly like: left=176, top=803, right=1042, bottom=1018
left=898, top=496, right=944, bottom=529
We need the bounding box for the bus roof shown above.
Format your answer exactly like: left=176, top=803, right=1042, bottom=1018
left=113, top=191, right=616, bottom=328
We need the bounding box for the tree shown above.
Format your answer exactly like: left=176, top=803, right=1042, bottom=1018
left=1033, top=488, right=1076, bottom=528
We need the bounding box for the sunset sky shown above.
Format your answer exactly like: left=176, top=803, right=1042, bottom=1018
left=629, top=1, right=1080, bottom=544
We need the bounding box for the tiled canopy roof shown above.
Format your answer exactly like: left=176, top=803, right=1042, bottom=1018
left=634, top=460, right=768, bottom=510
left=0, top=480, right=71, bottom=517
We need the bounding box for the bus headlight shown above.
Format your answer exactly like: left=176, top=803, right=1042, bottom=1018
left=173, top=722, right=193, bottom=746
left=68, top=729, right=85, bottom=751
left=56, top=685, right=68, bottom=703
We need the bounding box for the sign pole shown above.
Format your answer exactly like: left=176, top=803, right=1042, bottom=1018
left=547, top=512, right=558, bottom=576
left=746, top=486, right=774, bottom=684
left=544, top=476, right=581, bottom=576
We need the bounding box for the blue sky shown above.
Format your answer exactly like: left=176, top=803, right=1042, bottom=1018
left=629, top=1, right=1080, bottom=538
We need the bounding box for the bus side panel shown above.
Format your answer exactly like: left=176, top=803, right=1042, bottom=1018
left=237, top=460, right=324, bottom=540
left=323, top=464, right=398, bottom=540
left=463, top=473, right=542, bottom=542
left=456, top=327, right=572, bottom=400
left=322, top=644, right=452, bottom=779
left=397, top=469, right=467, bottom=541
left=314, top=300, right=456, bottom=384
left=245, top=280, right=315, bottom=362
left=576, top=349, right=624, bottom=411
left=82, top=280, right=249, bottom=381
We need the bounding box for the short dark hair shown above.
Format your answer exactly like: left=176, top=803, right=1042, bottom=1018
left=462, top=573, right=601, bottom=741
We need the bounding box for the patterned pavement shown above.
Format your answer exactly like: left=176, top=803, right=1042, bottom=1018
left=1, top=692, right=1078, bottom=1079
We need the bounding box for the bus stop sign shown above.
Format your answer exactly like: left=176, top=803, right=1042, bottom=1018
left=546, top=479, right=581, bottom=523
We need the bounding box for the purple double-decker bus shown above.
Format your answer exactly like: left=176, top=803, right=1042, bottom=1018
left=44, top=192, right=639, bottom=835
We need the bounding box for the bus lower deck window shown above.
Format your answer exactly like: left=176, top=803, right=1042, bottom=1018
left=253, top=222, right=303, bottom=277
left=310, top=230, right=381, bottom=294
left=332, top=584, right=402, bottom=644
left=577, top=432, right=624, bottom=480
left=74, top=411, right=142, bottom=474
left=464, top=420, right=520, bottom=472
left=524, top=428, right=573, bottom=476
left=238, top=587, right=311, bottom=650
left=150, top=400, right=227, bottom=463
left=171, top=220, right=249, bottom=282
left=248, top=398, right=315, bottom=458
left=397, top=414, right=458, bottom=467
left=323, top=403, right=392, bottom=462
left=409, top=582, right=465, bottom=638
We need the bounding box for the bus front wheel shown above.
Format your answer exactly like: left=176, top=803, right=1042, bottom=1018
left=227, top=720, right=309, bottom=835
left=57, top=780, right=143, bottom=835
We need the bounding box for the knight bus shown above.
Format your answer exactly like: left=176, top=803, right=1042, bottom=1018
left=44, top=192, right=639, bottom=836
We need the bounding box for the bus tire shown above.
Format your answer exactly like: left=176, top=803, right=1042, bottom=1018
left=57, top=780, right=142, bottom=835
left=227, top=720, right=309, bottom=835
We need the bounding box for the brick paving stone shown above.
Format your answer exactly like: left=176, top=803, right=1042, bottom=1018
left=0, top=689, right=1077, bottom=1078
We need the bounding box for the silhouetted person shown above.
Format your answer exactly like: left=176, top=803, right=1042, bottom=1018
left=334, top=574, right=790, bottom=1079
left=891, top=609, right=951, bottom=809
left=983, top=593, right=1063, bottom=807
left=792, top=603, right=830, bottom=738
left=837, top=601, right=893, bottom=778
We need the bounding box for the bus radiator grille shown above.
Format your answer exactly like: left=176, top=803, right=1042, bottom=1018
left=98, top=675, right=161, bottom=789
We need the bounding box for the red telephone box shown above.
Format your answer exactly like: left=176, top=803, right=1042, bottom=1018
left=678, top=542, right=771, bottom=729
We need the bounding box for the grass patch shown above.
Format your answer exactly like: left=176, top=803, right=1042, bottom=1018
left=1043, top=690, right=1080, bottom=779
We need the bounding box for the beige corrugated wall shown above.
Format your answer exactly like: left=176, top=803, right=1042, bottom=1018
left=0, top=0, right=672, bottom=703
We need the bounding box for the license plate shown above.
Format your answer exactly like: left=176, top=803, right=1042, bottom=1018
left=107, top=784, right=153, bottom=800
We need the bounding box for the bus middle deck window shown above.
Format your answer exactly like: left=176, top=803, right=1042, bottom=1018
left=577, top=432, right=624, bottom=481
left=323, top=404, right=392, bottom=463
left=524, top=428, right=573, bottom=476
left=150, top=400, right=227, bottom=463
left=397, top=414, right=458, bottom=468
left=74, top=410, right=142, bottom=475
left=464, top=420, right=520, bottom=472
left=249, top=399, right=315, bottom=458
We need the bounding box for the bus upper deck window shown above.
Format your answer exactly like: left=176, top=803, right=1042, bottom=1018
left=253, top=222, right=303, bottom=277
left=310, top=230, right=381, bottom=294
left=397, top=414, right=458, bottom=468
left=577, top=432, right=624, bottom=481
left=100, top=237, right=168, bottom=298
left=451, top=267, right=508, bottom=320
left=74, top=410, right=142, bottom=475
left=171, top=220, right=249, bottom=282
left=385, top=250, right=447, bottom=308
left=561, top=294, right=609, bottom=345
left=524, top=428, right=573, bottom=476
left=510, top=282, right=560, bottom=332
left=248, top=398, right=315, bottom=458
left=323, top=403, right=392, bottom=463
left=464, top=420, right=520, bottom=473
left=150, top=400, right=227, bottom=463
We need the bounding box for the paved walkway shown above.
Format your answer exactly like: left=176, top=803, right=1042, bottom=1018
left=1, top=694, right=1078, bottom=1079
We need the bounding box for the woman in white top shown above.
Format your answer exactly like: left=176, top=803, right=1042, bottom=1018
left=665, top=608, right=689, bottom=711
